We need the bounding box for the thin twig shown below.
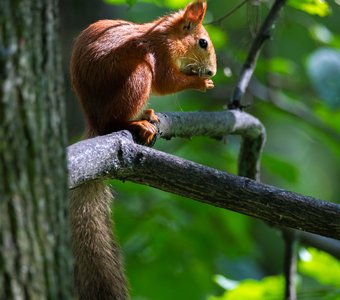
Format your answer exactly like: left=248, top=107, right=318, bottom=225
left=282, top=231, right=298, bottom=300
left=207, top=0, right=248, bottom=25
left=229, top=0, right=288, bottom=108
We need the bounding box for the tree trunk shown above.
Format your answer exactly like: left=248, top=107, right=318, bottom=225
left=0, top=0, right=73, bottom=299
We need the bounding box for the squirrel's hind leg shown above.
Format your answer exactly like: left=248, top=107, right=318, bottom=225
left=113, top=63, right=158, bottom=144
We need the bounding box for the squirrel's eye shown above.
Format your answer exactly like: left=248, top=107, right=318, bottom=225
left=199, top=38, right=208, bottom=49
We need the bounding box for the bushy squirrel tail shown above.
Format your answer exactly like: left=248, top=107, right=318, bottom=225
left=69, top=181, right=128, bottom=300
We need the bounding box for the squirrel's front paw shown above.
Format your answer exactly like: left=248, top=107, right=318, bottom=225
left=198, top=78, right=214, bottom=92
left=204, top=78, right=214, bottom=90
left=127, top=120, right=157, bottom=145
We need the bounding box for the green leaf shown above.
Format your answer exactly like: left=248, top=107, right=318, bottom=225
left=104, top=0, right=128, bottom=5
left=104, top=0, right=190, bottom=8
left=163, top=0, right=190, bottom=9
left=209, top=275, right=284, bottom=300
left=309, top=24, right=334, bottom=44
left=313, top=102, right=340, bottom=132
left=262, top=153, right=299, bottom=183
left=205, top=25, right=228, bottom=50
left=288, top=0, right=331, bottom=17
left=299, top=248, right=340, bottom=288
left=127, top=0, right=138, bottom=6
left=268, top=57, right=297, bottom=76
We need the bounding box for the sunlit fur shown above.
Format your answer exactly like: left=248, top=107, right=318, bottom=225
left=70, top=0, right=216, bottom=136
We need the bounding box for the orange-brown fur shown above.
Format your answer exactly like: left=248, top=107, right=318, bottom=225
left=71, top=1, right=216, bottom=138
left=70, top=1, right=216, bottom=299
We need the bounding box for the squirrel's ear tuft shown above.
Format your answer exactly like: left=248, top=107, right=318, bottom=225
left=182, top=0, right=207, bottom=30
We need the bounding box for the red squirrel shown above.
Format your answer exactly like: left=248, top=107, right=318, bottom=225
left=69, top=1, right=216, bottom=299
left=71, top=0, right=216, bottom=142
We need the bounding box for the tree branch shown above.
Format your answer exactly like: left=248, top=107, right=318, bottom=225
left=67, top=129, right=340, bottom=240
left=68, top=110, right=265, bottom=186
left=156, top=110, right=266, bottom=180
left=229, top=0, right=288, bottom=108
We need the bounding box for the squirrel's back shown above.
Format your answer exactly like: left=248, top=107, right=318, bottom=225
left=70, top=19, right=155, bottom=136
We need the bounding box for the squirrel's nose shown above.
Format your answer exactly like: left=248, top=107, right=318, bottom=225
left=207, top=69, right=216, bottom=77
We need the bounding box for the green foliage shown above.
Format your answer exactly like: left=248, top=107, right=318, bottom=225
left=206, top=25, right=229, bottom=50
left=113, top=178, right=257, bottom=299
left=209, top=248, right=340, bottom=300
left=313, top=102, right=340, bottom=132
left=104, top=0, right=190, bottom=8
left=104, top=0, right=126, bottom=5
left=288, top=0, right=331, bottom=16
left=209, top=275, right=285, bottom=300
left=70, top=0, right=340, bottom=298
left=105, top=0, right=332, bottom=15
left=262, top=153, right=299, bottom=183
left=104, top=0, right=340, bottom=298
left=299, top=248, right=340, bottom=288
left=268, top=57, right=297, bottom=76
left=309, top=24, right=334, bottom=44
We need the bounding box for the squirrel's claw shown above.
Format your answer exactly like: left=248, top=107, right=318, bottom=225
left=141, top=109, right=159, bottom=124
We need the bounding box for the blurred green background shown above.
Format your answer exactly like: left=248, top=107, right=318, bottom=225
left=61, top=0, right=340, bottom=299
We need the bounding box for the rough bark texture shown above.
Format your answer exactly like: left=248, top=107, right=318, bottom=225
left=0, top=0, right=73, bottom=299
left=157, top=110, right=266, bottom=180
left=67, top=131, right=340, bottom=240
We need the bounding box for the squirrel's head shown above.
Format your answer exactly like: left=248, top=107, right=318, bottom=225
left=169, top=0, right=217, bottom=78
